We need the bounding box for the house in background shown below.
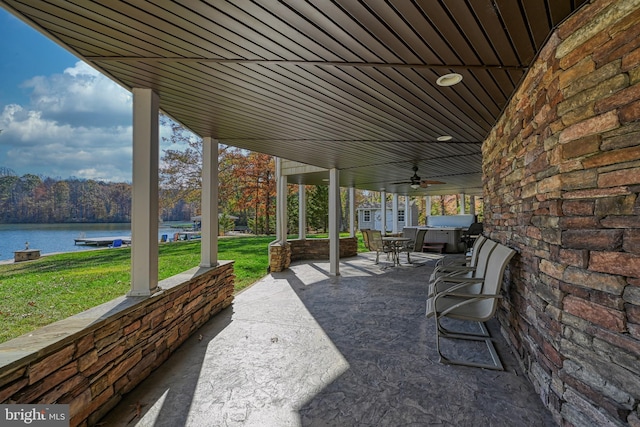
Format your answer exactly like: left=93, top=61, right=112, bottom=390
left=357, top=200, right=418, bottom=232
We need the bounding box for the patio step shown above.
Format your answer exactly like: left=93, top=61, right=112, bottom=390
left=422, top=242, right=447, bottom=253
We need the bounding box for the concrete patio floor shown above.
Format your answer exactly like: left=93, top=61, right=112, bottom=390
left=100, top=252, right=556, bottom=426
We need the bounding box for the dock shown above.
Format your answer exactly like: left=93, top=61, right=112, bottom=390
left=74, top=236, right=131, bottom=246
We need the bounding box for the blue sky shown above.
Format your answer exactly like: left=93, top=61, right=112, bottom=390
left=0, top=8, right=180, bottom=182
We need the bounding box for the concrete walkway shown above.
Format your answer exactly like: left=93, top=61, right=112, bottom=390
left=101, top=253, right=556, bottom=426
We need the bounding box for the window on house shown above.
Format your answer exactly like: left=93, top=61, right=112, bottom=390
left=364, top=210, right=371, bottom=221
left=399, top=210, right=405, bottom=222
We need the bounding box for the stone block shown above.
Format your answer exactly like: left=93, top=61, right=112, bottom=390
left=623, top=284, right=640, bottom=304
left=627, top=303, right=640, bottom=324
left=595, top=194, right=637, bottom=216
left=593, top=8, right=640, bottom=67
left=602, top=129, right=640, bottom=152
left=559, top=110, right=620, bottom=144
left=562, top=199, right=595, bottom=216
left=596, top=81, right=640, bottom=115
left=562, top=229, right=623, bottom=251
left=540, top=259, right=565, bottom=280
left=585, top=144, right=640, bottom=168
left=564, top=60, right=621, bottom=99
left=601, top=215, right=640, bottom=228
left=29, top=344, right=75, bottom=385
left=562, top=359, right=635, bottom=410
left=590, top=251, right=640, bottom=278
left=620, top=99, right=640, bottom=123
left=602, top=166, right=640, bottom=188
left=558, top=216, right=600, bottom=229
left=563, top=266, right=626, bottom=294
left=562, top=134, right=601, bottom=159
left=557, top=248, right=589, bottom=268
left=561, top=169, right=597, bottom=190
left=563, top=295, right=626, bottom=331
left=623, top=229, right=640, bottom=254
left=564, top=186, right=630, bottom=200
left=559, top=57, right=596, bottom=89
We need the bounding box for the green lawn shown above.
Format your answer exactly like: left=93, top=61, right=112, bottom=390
left=0, top=233, right=367, bottom=343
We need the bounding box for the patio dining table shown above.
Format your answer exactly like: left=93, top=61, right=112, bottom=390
left=383, top=236, right=412, bottom=266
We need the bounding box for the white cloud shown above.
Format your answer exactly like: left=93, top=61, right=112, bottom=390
left=0, top=61, right=193, bottom=182
left=24, top=62, right=132, bottom=127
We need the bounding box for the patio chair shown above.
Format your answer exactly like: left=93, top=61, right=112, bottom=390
left=461, top=222, right=484, bottom=251
left=425, top=243, right=516, bottom=370
left=398, top=228, right=428, bottom=264
left=429, top=235, right=488, bottom=285
left=368, top=229, right=391, bottom=264
left=361, top=229, right=371, bottom=250
left=428, top=237, right=495, bottom=297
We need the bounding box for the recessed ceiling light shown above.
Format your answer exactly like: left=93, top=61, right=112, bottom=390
left=437, top=135, right=453, bottom=141
left=436, top=73, right=463, bottom=87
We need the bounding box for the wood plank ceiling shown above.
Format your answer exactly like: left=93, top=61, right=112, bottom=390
left=1, top=0, right=587, bottom=195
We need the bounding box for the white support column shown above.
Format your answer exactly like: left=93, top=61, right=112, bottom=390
left=406, top=196, right=413, bottom=226
left=349, top=186, right=356, bottom=237
left=392, top=193, right=399, bottom=234
left=425, top=196, right=432, bottom=226
left=298, top=184, right=306, bottom=239
left=200, top=137, right=218, bottom=268
left=130, top=88, right=159, bottom=296
left=329, top=168, right=340, bottom=276
left=275, top=157, right=287, bottom=244
left=381, top=190, right=387, bottom=235
left=459, top=193, right=466, bottom=214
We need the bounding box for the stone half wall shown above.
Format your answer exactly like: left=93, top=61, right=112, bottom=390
left=0, top=262, right=234, bottom=427
left=269, top=237, right=358, bottom=272
left=482, top=0, right=640, bottom=425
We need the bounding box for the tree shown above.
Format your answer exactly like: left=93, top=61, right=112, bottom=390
left=307, top=185, right=329, bottom=232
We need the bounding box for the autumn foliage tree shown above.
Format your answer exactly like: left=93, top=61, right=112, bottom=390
left=159, top=117, right=277, bottom=234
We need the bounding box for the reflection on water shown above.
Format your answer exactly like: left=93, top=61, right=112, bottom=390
left=0, top=223, right=185, bottom=261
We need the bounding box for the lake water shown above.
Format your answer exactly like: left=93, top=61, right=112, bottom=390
left=0, top=223, right=191, bottom=261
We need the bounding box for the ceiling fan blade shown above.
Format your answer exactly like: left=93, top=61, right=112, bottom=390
left=420, top=180, right=445, bottom=187
left=391, top=181, right=411, bottom=185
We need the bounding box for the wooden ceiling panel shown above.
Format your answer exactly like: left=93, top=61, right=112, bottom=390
left=0, top=0, right=589, bottom=195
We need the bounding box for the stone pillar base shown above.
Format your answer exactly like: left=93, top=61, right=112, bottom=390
left=269, top=242, right=291, bottom=272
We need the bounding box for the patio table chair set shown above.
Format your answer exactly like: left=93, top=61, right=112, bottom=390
left=361, top=228, right=427, bottom=266
left=425, top=236, right=516, bottom=370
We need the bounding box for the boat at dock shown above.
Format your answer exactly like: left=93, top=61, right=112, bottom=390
left=74, top=236, right=131, bottom=246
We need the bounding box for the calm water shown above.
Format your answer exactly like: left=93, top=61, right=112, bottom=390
left=0, top=223, right=187, bottom=261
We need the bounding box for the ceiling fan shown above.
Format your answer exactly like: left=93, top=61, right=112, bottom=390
left=392, top=166, right=445, bottom=189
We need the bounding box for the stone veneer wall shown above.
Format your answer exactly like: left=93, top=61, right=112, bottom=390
left=482, top=1, right=640, bottom=425
left=0, top=262, right=234, bottom=427
left=289, top=237, right=358, bottom=261
left=269, top=237, right=358, bottom=272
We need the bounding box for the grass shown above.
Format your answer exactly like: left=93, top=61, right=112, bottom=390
left=0, top=233, right=367, bottom=344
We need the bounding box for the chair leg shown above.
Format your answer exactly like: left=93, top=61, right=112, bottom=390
left=435, top=317, right=504, bottom=370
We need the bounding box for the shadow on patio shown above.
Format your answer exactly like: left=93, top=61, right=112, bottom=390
left=101, top=253, right=555, bottom=426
